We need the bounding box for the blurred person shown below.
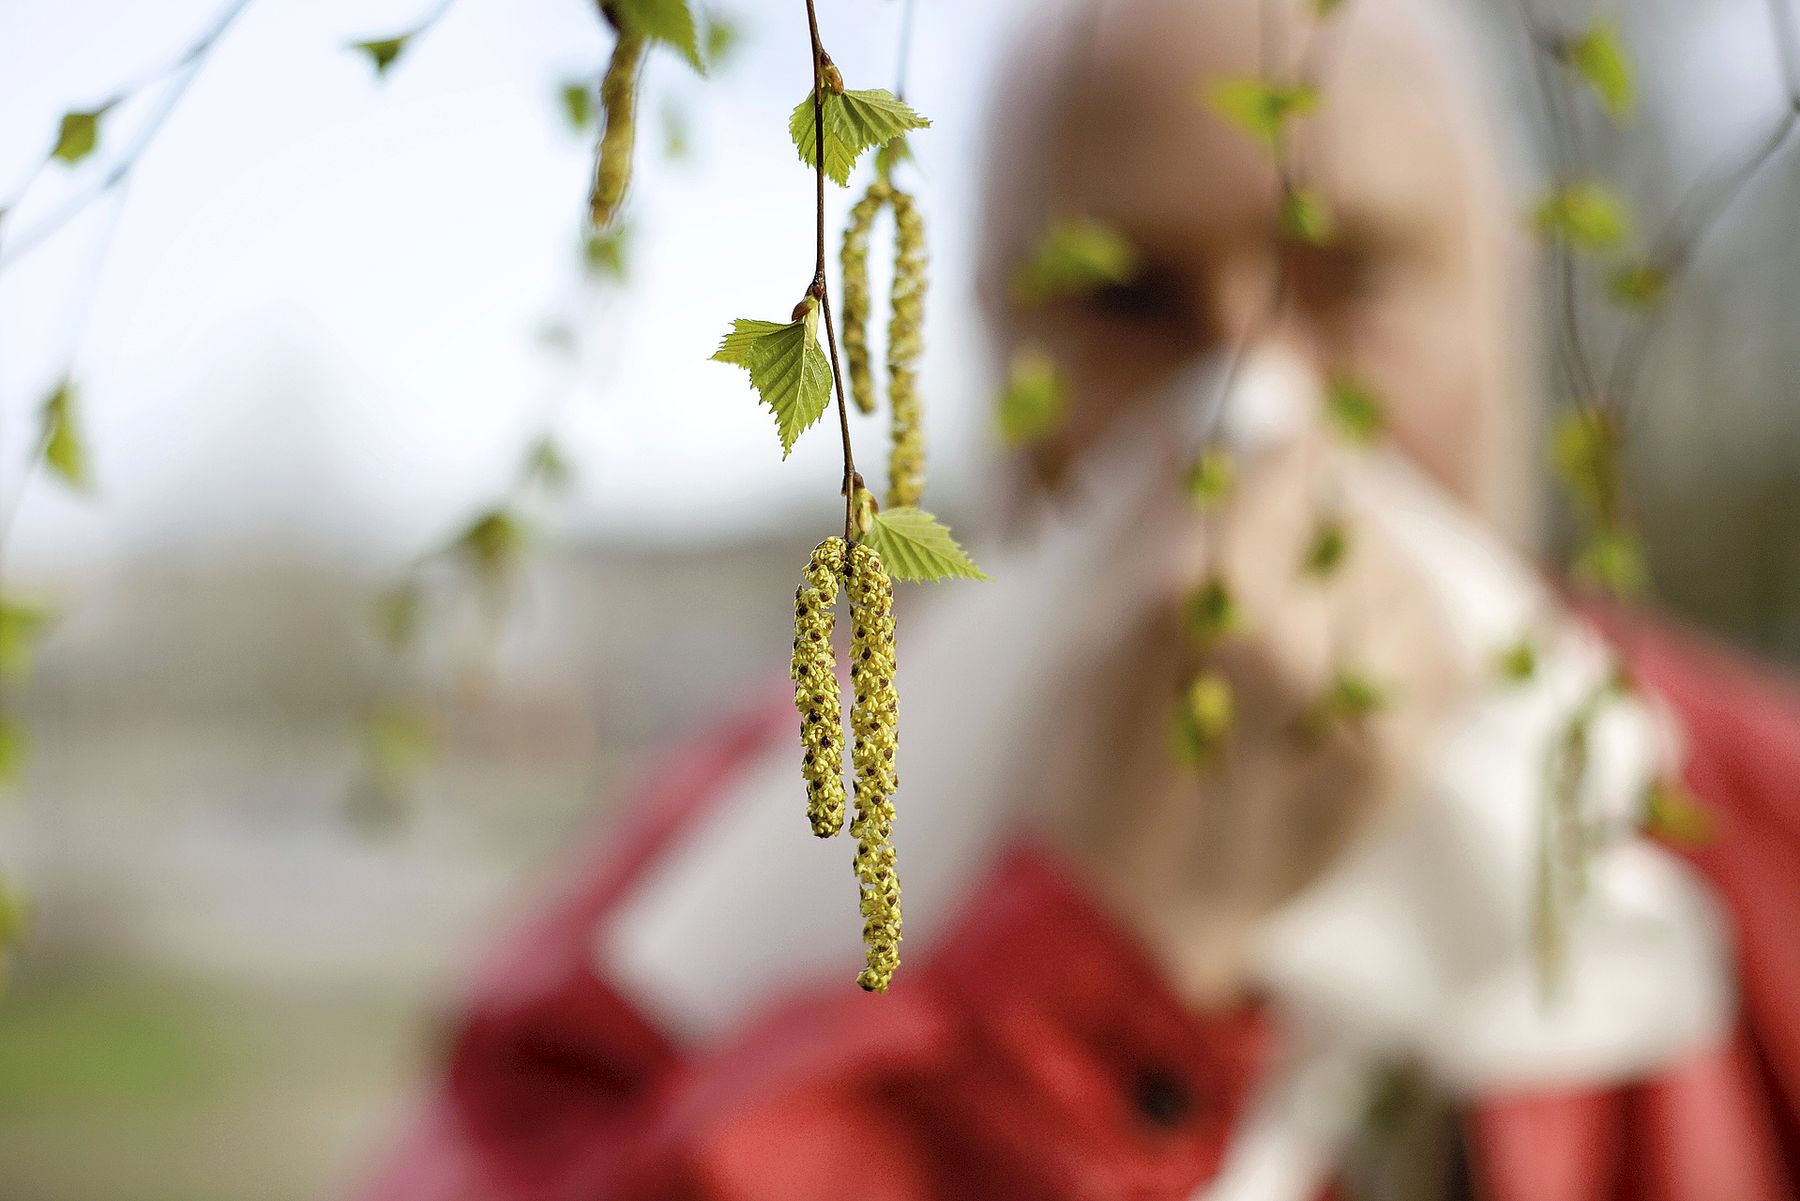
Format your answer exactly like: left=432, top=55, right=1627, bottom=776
left=354, top=1, right=1800, bottom=1199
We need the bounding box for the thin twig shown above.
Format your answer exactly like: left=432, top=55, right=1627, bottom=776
left=0, top=0, right=255, bottom=272
left=804, top=0, right=861, bottom=543
left=894, top=0, right=918, bottom=102
left=1604, top=102, right=1800, bottom=418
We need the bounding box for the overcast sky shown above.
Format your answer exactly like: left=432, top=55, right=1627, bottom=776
left=0, top=0, right=1784, bottom=578
left=0, top=0, right=1034, bottom=576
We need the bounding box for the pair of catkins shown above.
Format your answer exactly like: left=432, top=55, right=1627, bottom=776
left=793, top=536, right=901, bottom=992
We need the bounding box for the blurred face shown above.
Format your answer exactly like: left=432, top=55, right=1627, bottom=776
left=985, top=0, right=1530, bottom=535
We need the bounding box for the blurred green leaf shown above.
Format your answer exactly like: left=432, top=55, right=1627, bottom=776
left=1012, top=217, right=1138, bottom=307
left=52, top=110, right=103, bottom=165
left=862, top=507, right=988, bottom=583
left=1169, top=671, right=1234, bottom=768
left=1568, top=21, right=1635, bottom=120
left=612, top=0, right=703, bottom=70
left=1642, top=777, right=1715, bottom=846
left=1183, top=577, right=1242, bottom=647
left=1608, top=262, right=1667, bottom=308
left=1279, top=187, right=1334, bottom=245
left=1494, top=636, right=1539, bottom=685
left=364, top=702, right=436, bottom=780
left=1305, top=670, right=1387, bottom=735
left=1302, top=516, right=1350, bottom=578
left=527, top=437, right=574, bottom=492
left=1325, top=376, right=1384, bottom=444
left=703, top=11, right=741, bottom=68
left=789, top=87, right=930, bottom=187
left=40, top=382, right=91, bottom=492
left=874, top=135, right=913, bottom=179
left=351, top=36, right=409, bottom=76
left=1204, top=78, right=1319, bottom=148
left=561, top=80, right=594, bottom=130
left=1185, top=446, right=1236, bottom=509
left=662, top=102, right=691, bottom=160
left=1574, top=525, right=1649, bottom=598
left=0, top=600, right=51, bottom=685
left=1532, top=182, right=1630, bottom=252
left=1550, top=408, right=1619, bottom=517
left=583, top=224, right=630, bottom=280
left=995, top=346, right=1068, bottom=444
left=456, top=508, right=527, bottom=576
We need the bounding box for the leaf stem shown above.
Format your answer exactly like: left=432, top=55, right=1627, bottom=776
left=804, top=0, right=861, bottom=544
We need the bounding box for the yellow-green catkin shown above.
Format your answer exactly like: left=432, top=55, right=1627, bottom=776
left=840, top=181, right=893, bottom=416
left=847, top=542, right=901, bottom=991
left=793, top=538, right=847, bottom=839
left=886, top=189, right=927, bottom=509
left=589, top=30, right=645, bottom=229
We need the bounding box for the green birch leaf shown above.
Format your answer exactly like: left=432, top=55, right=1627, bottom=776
left=611, top=0, right=703, bottom=70
left=789, top=87, right=930, bottom=186
left=996, top=346, right=1068, bottom=444
left=712, top=313, right=832, bottom=456
left=528, top=438, right=574, bottom=492
left=1279, top=187, right=1335, bottom=245
left=1568, top=21, right=1635, bottom=120
left=1185, top=446, right=1236, bottom=508
left=1574, top=526, right=1648, bottom=597
left=1532, top=183, right=1630, bottom=251
left=1494, top=636, right=1539, bottom=684
left=1550, top=408, right=1619, bottom=517
left=1012, top=218, right=1139, bottom=306
left=662, top=103, right=691, bottom=160
left=1608, top=263, right=1667, bottom=308
left=40, top=382, right=90, bottom=492
left=0, top=601, right=50, bottom=685
left=583, top=225, right=629, bottom=280
left=1302, top=517, right=1350, bottom=578
left=351, top=37, right=409, bottom=76
left=1169, top=671, right=1234, bottom=768
left=1305, top=670, right=1387, bottom=736
left=52, top=110, right=103, bottom=164
left=874, top=136, right=913, bottom=179
left=703, top=13, right=741, bottom=69
left=561, top=81, right=594, bottom=130
left=1183, top=577, right=1242, bottom=647
left=1325, top=376, right=1385, bottom=443
left=711, top=317, right=789, bottom=365
left=1204, top=78, right=1319, bottom=148
left=456, top=508, right=526, bottom=576
left=1642, top=778, right=1714, bottom=846
left=862, top=506, right=988, bottom=582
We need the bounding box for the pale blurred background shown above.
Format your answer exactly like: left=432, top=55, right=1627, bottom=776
left=0, top=0, right=1794, bottom=1198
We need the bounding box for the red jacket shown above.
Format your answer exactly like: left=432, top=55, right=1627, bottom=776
left=353, top=616, right=1800, bottom=1201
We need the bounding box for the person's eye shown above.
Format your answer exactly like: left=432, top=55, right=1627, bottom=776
left=1289, top=237, right=1387, bottom=310
left=1079, top=264, right=1190, bottom=327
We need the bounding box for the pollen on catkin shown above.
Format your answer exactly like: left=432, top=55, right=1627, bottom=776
left=588, top=29, right=645, bottom=229
left=847, top=542, right=901, bottom=990
left=793, top=538, right=848, bottom=839
left=840, top=181, right=893, bottom=416
left=886, top=188, right=927, bottom=509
